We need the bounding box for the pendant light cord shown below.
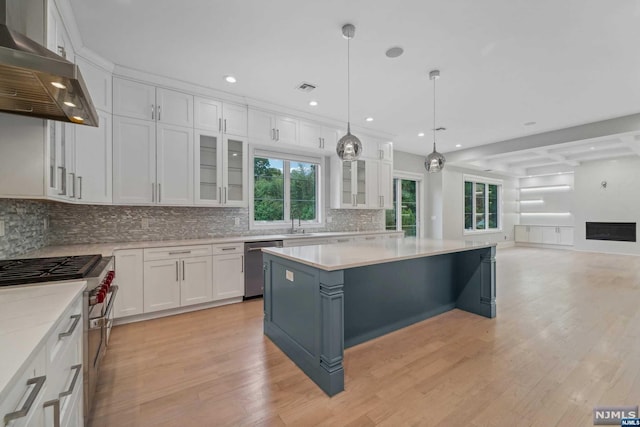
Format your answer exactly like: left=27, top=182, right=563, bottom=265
left=347, top=36, right=351, bottom=132
left=433, top=74, right=436, bottom=152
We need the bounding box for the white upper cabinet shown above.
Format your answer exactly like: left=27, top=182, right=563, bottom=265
left=331, top=158, right=368, bottom=209
left=195, top=97, right=222, bottom=131
left=248, top=108, right=298, bottom=145
left=156, top=124, right=194, bottom=205
left=75, top=56, right=112, bottom=113
left=299, top=121, right=340, bottom=151
left=156, top=88, right=193, bottom=127
left=113, top=79, right=156, bottom=121
left=223, top=103, right=248, bottom=137
left=74, top=109, right=112, bottom=203
left=113, top=116, right=157, bottom=204
left=366, top=160, right=393, bottom=209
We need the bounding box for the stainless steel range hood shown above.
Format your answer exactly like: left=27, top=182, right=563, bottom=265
left=0, top=0, right=98, bottom=126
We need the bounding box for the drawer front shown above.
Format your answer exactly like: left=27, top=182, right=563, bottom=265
left=283, top=238, right=330, bottom=247
left=211, top=243, right=243, bottom=255
left=47, top=295, right=82, bottom=369
left=0, top=346, right=46, bottom=427
left=144, top=245, right=212, bottom=261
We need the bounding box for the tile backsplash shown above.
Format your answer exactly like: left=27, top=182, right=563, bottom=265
left=45, top=203, right=384, bottom=245
left=0, top=199, right=49, bottom=259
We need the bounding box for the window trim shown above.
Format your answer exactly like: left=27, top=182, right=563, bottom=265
left=249, top=146, right=324, bottom=230
left=386, top=171, right=423, bottom=237
left=463, top=174, right=503, bottom=235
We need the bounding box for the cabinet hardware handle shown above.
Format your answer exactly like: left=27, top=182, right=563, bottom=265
left=152, top=183, right=155, bottom=202
left=176, top=261, right=179, bottom=282
left=4, top=375, right=46, bottom=424
left=224, top=119, right=227, bottom=133
left=247, top=247, right=265, bottom=252
left=221, top=247, right=237, bottom=251
left=158, top=105, right=161, bottom=121
left=276, top=129, right=280, bottom=141
left=59, top=314, right=81, bottom=339
left=182, top=260, right=185, bottom=280
left=57, top=166, right=67, bottom=195
left=70, top=172, right=76, bottom=198
left=59, top=364, right=82, bottom=398
left=158, top=183, right=161, bottom=203
left=319, top=137, right=322, bottom=148
left=224, top=187, right=227, bottom=204
left=151, top=104, right=155, bottom=120
left=218, top=187, right=222, bottom=203
left=365, top=237, right=376, bottom=240
left=43, top=399, right=60, bottom=427
left=168, top=250, right=191, bottom=255
left=78, top=176, right=82, bottom=199
left=241, top=255, right=244, bottom=273
left=271, top=128, right=275, bottom=140
left=219, top=118, right=222, bottom=132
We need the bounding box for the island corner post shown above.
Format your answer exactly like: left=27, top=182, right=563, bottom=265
left=262, top=244, right=496, bottom=396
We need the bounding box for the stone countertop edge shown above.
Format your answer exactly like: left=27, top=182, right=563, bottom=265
left=261, top=239, right=497, bottom=271
left=0, top=281, right=86, bottom=400
left=17, top=231, right=404, bottom=258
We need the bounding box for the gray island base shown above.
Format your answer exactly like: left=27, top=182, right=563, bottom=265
left=262, top=238, right=496, bottom=396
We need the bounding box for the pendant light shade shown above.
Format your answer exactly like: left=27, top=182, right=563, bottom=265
left=336, top=23, right=362, bottom=161
left=424, top=69, right=446, bottom=173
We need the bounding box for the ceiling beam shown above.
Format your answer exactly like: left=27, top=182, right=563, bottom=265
left=445, top=112, right=640, bottom=163
left=620, top=135, right=640, bottom=155
left=532, top=150, right=580, bottom=167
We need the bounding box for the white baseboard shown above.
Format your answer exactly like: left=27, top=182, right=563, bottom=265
left=514, top=242, right=574, bottom=250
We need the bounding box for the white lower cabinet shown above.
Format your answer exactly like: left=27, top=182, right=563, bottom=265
left=212, top=253, right=244, bottom=299
left=515, top=225, right=574, bottom=246
left=143, top=246, right=214, bottom=313
left=1, top=294, right=83, bottom=427
left=113, top=249, right=144, bottom=318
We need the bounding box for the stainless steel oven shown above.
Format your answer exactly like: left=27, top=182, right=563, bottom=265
left=82, top=257, right=117, bottom=426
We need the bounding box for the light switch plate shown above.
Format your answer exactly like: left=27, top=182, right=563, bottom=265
left=285, top=270, right=294, bottom=282
left=0, top=220, right=5, bottom=237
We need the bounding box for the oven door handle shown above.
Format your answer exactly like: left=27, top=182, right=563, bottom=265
left=89, top=285, right=119, bottom=329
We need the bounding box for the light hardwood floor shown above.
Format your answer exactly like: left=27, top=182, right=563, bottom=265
left=90, top=247, right=640, bottom=427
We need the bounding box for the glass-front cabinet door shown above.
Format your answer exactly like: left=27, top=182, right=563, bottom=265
left=355, top=160, right=366, bottom=206
left=340, top=160, right=367, bottom=208
left=223, top=137, right=246, bottom=206
left=342, top=161, right=353, bottom=206
left=195, top=131, right=221, bottom=205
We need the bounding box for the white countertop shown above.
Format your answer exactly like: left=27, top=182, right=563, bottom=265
left=19, top=231, right=403, bottom=258
left=262, top=237, right=496, bottom=271
left=0, top=281, right=86, bottom=398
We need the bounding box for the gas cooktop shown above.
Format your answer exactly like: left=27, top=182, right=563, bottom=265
left=0, top=254, right=103, bottom=287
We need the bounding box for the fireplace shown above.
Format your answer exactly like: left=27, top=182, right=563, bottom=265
left=585, top=222, right=636, bottom=242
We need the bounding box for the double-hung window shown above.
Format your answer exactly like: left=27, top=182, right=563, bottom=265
left=464, top=175, right=501, bottom=232
left=251, top=149, right=322, bottom=228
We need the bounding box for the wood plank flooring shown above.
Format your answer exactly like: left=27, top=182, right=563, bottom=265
left=90, top=247, right=640, bottom=426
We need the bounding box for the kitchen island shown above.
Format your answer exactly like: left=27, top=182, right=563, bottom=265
left=262, top=238, right=496, bottom=396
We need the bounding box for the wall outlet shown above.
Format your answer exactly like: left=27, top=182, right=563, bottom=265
left=0, top=220, right=4, bottom=237
left=141, top=218, right=149, bottom=229
left=234, top=217, right=240, bottom=226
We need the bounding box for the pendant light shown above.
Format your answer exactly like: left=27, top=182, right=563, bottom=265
left=425, top=69, right=446, bottom=173
left=336, top=23, right=363, bottom=161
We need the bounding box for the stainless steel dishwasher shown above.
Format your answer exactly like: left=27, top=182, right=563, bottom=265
left=244, top=240, right=283, bottom=298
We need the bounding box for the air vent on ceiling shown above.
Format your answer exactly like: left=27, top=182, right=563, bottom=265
left=296, top=82, right=317, bottom=92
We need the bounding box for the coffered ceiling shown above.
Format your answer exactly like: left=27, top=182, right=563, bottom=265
left=68, top=0, right=640, bottom=173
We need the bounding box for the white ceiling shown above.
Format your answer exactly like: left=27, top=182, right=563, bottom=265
left=69, top=0, right=640, bottom=162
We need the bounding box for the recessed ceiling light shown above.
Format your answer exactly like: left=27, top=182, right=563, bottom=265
left=455, top=144, right=462, bottom=148
left=365, top=117, right=374, bottom=122
left=418, top=132, right=425, bottom=137
left=51, top=82, right=66, bottom=89
left=385, top=46, right=404, bottom=58
left=224, top=75, right=237, bottom=83
left=309, top=100, right=318, bottom=107
left=64, top=101, right=76, bottom=108
left=524, top=121, right=536, bottom=126
left=590, top=147, right=595, bottom=150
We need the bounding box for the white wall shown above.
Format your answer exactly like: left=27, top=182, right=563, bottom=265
left=441, top=166, right=518, bottom=244
left=573, top=157, right=640, bottom=255
left=518, top=173, right=574, bottom=226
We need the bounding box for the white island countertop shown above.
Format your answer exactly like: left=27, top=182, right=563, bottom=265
left=0, top=281, right=86, bottom=399
left=262, top=237, right=496, bottom=271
